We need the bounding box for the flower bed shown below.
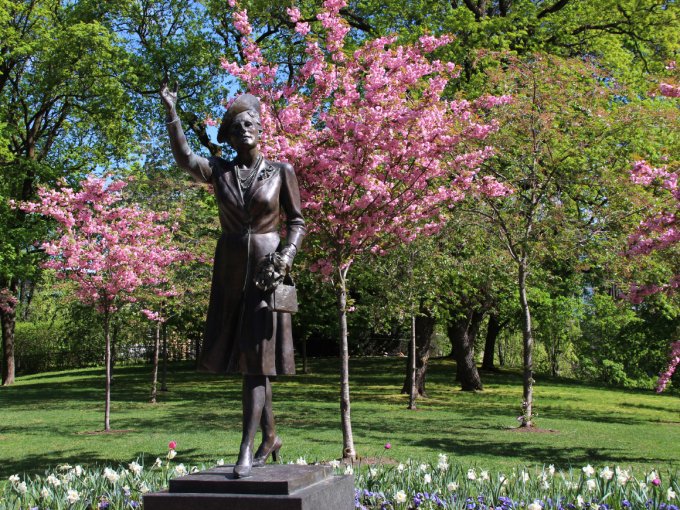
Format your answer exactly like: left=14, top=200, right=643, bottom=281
left=1, top=446, right=678, bottom=510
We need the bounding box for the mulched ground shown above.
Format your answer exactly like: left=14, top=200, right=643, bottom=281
left=504, top=427, right=561, bottom=433
left=79, top=429, right=137, bottom=435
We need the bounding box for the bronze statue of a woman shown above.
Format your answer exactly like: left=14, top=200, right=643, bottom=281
left=160, top=83, right=306, bottom=478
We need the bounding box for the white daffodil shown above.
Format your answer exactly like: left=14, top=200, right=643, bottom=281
left=468, top=468, right=477, bottom=481
left=397, top=463, right=405, bottom=473
left=447, top=482, right=458, bottom=491
left=59, top=465, right=73, bottom=472
left=438, top=459, right=449, bottom=470
left=175, top=463, right=188, bottom=476
left=600, top=466, right=613, bottom=481
left=140, top=484, right=151, bottom=494
left=423, top=474, right=432, bottom=484
left=295, top=457, right=307, bottom=466
left=153, top=458, right=163, bottom=468
left=617, top=475, right=628, bottom=486
left=216, top=459, right=225, bottom=466
left=46, top=475, right=61, bottom=487
left=668, top=488, right=677, bottom=501
left=129, top=462, right=142, bottom=476
left=481, top=470, right=490, bottom=481
left=370, top=468, right=378, bottom=477
left=639, top=482, right=647, bottom=490
left=40, top=486, right=51, bottom=499
left=590, top=504, right=600, bottom=510
left=583, top=465, right=595, bottom=477
left=167, top=450, right=177, bottom=460
left=104, top=468, right=120, bottom=484
left=438, top=453, right=448, bottom=462
left=577, top=495, right=585, bottom=507
left=66, top=489, right=80, bottom=505
left=329, top=459, right=341, bottom=469
left=17, top=482, right=27, bottom=494
left=191, top=466, right=200, bottom=474
left=8, top=474, right=19, bottom=484
left=419, top=463, right=429, bottom=472
left=522, top=472, right=530, bottom=483
left=541, top=480, right=550, bottom=490
left=343, top=465, right=354, bottom=475
left=586, top=479, right=597, bottom=491
left=548, top=465, right=555, bottom=476
left=74, top=465, right=83, bottom=477
left=395, top=490, right=408, bottom=503
left=528, top=500, right=542, bottom=510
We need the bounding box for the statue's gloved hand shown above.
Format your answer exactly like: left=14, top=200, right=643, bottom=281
left=253, top=245, right=297, bottom=292
left=278, top=244, right=297, bottom=273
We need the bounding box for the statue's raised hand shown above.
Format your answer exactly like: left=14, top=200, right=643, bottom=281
left=160, top=75, right=178, bottom=114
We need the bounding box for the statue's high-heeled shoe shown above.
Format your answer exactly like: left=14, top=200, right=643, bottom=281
left=252, top=435, right=282, bottom=467
left=233, top=444, right=254, bottom=478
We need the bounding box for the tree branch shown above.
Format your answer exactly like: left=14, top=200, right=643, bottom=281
left=537, top=0, right=570, bottom=19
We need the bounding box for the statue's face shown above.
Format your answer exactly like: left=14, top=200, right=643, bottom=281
left=228, top=111, right=260, bottom=152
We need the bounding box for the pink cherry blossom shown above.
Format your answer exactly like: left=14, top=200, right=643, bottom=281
left=624, top=67, right=680, bottom=394
left=218, top=1, right=512, bottom=277
left=20, top=176, right=192, bottom=315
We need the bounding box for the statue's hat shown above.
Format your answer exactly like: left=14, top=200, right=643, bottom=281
left=217, top=94, right=261, bottom=143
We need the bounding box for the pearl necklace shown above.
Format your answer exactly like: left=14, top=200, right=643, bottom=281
left=236, top=154, right=263, bottom=191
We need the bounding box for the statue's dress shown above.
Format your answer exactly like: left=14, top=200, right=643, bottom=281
left=193, top=157, right=306, bottom=375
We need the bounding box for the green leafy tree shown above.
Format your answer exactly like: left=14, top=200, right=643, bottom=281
left=0, top=0, right=136, bottom=385
left=464, top=53, right=676, bottom=425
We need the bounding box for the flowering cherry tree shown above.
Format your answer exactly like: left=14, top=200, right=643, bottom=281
left=20, top=176, right=189, bottom=431
left=625, top=61, right=680, bottom=395
left=219, top=0, right=511, bottom=457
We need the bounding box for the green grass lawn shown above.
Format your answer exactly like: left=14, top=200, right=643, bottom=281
left=1, top=357, right=679, bottom=479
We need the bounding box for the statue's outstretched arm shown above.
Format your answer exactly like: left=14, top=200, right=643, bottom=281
left=160, top=80, right=213, bottom=183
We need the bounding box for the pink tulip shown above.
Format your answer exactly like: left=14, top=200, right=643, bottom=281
left=169, top=441, right=177, bottom=450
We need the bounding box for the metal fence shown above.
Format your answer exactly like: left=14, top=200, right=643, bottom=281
left=8, top=342, right=197, bottom=376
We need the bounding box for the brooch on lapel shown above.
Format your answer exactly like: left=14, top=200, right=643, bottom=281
left=258, top=164, right=278, bottom=181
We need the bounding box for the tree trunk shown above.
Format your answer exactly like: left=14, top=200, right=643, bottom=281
left=151, top=323, right=160, bottom=403
left=195, top=334, right=201, bottom=370
left=455, top=309, right=485, bottom=382
left=110, top=324, right=118, bottom=385
left=301, top=331, right=309, bottom=375
left=104, top=310, right=111, bottom=431
left=161, top=321, right=168, bottom=391
left=497, top=335, right=505, bottom=366
left=449, top=310, right=484, bottom=391
left=518, top=261, right=534, bottom=427
left=23, top=280, right=36, bottom=320
left=481, top=313, right=505, bottom=371
left=408, top=314, right=417, bottom=409
left=1, top=280, right=17, bottom=386
left=336, top=268, right=355, bottom=459
left=401, top=307, right=435, bottom=398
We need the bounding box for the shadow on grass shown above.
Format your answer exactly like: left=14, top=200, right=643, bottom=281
left=1, top=357, right=678, bottom=478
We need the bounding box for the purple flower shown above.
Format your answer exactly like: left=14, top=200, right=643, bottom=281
left=384, top=444, right=391, bottom=449
left=653, top=479, right=661, bottom=487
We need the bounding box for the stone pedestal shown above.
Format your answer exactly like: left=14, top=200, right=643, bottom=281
left=144, top=464, right=355, bottom=510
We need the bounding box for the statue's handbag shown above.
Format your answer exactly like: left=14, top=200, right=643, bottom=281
left=267, top=273, right=298, bottom=313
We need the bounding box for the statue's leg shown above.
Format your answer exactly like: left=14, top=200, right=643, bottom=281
left=253, top=376, right=282, bottom=466
left=234, top=374, right=265, bottom=478
left=261, top=376, right=275, bottom=441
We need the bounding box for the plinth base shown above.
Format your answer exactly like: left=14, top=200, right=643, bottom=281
left=143, top=465, right=355, bottom=510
